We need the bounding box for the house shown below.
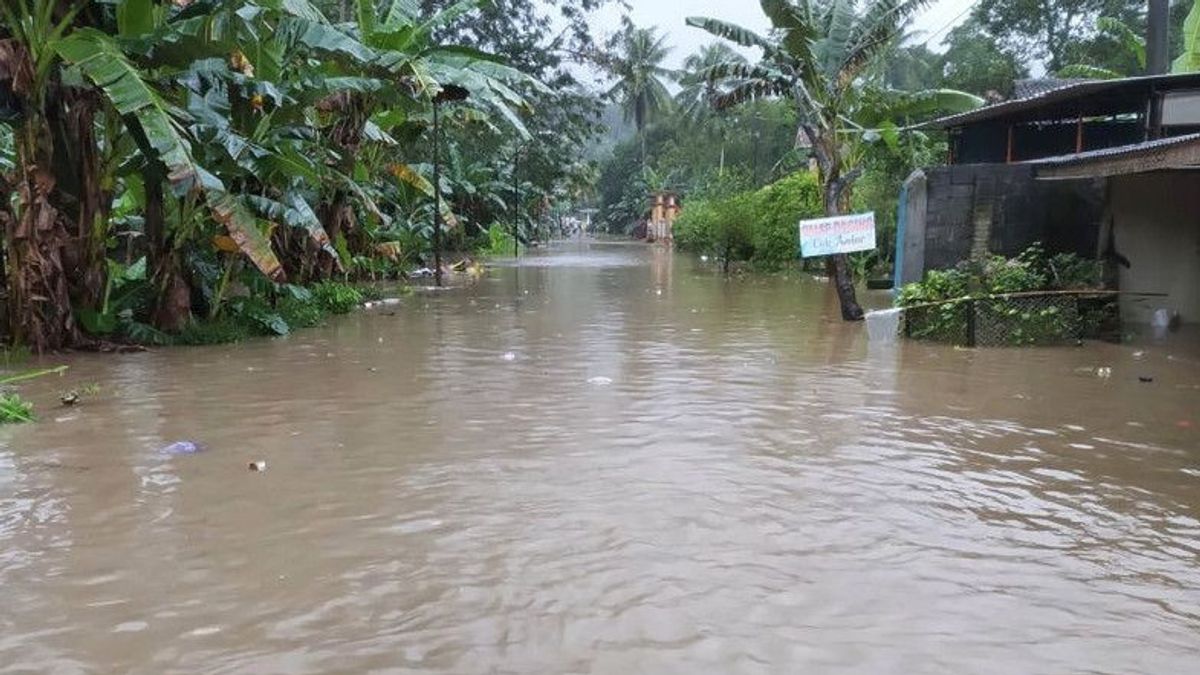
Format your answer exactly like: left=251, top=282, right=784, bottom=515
left=895, top=73, right=1200, bottom=326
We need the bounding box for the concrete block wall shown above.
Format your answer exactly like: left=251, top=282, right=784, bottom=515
left=909, top=164, right=1105, bottom=276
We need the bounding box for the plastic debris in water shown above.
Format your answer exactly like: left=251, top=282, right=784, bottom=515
left=160, top=441, right=203, bottom=455
left=248, top=461, right=267, bottom=472
left=1096, top=367, right=1112, bottom=379
left=587, top=376, right=613, bottom=386
left=59, top=391, right=79, bottom=406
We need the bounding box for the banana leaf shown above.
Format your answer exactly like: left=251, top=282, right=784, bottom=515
left=207, top=192, right=286, bottom=282
left=55, top=28, right=214, bottom=194
left=1174, top=0, right=1200, bottom=73
left=390, top=163, right=460, bottom=229
left=244, top=192, right=342, bottom=268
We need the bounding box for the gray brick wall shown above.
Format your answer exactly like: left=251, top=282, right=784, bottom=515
left=919, top=164, right=1104, bottom=273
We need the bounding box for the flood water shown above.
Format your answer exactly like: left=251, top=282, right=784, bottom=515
left=3, top=241, right=1199, bottom=674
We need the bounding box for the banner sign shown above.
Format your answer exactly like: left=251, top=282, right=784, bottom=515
left=798, top=212, right=876, bottom=258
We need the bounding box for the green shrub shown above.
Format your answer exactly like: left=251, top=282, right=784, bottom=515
left=278, top=297, right=325, bottom=329
left=311, top=282, right=364, bottom=315
left=749, top=171, right=823, bottom=270
left=897, top=244, right=1107, bottom=345
left=479, top=223, right=517, bottom=257
left=675, top=170, right=822, bottom=270
left=0, top=392, right=35, bottom=424
left=175, top=316, right=256, bottom=345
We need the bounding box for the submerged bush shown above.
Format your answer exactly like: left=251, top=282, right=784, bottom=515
left=479, top=223, right=518, bottom=257
left=0, top=393, right=35, bottom=424
left=311, top=282, right=365, bottom=315
left=897, top=244, right=1109, bottom=345
left=675, top=171, right=822, bottom=270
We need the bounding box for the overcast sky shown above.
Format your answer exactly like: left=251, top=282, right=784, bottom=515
left=585, top=0, right=975, bottom=78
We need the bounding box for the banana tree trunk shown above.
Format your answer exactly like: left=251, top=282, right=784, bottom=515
left=318, top=191, right=353, bottom=280
left=144, top=172, right=191, bottom=332
left=56, top=88, right=109, bottom=312
left=3, top=113, right=78, bottom=351
left=812, top=129, right=865, bottom=323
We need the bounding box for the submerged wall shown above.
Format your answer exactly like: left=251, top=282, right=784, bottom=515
left=1111, top=172, right=1200, bottom=324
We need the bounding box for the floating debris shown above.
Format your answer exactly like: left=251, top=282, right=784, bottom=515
left=160, top=441, right=203, bottom=455
left=501, top=352, right=517, bottom=362
left=248, top=461, right=267, bottom=472
left=59, top=391, right=80, bottom=406
left=362, top=298, right=403, bottom=309
left=587, top=376, right=613, bottom=386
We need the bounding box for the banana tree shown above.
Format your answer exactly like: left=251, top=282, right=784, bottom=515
left=0, top=0, right=212, bottom=347
left=687, top=0, right=982, bottom=321
left=1175, top=0, right=1200, bottom=74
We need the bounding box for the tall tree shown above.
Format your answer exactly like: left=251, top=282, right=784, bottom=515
left=677, top=43, right=746, bottom=174
left=688, top=0, right=982, bottom=321
left=677, top=43, right=745, bottom=120
left=974, top=0, right=1143, bottom=73
left=940, top=18, right=1028, bottom=99
left=603, top=21, right=674, bottom=163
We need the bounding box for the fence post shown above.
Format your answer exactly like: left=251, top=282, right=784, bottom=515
left=965, top=299, right=977, bottom=347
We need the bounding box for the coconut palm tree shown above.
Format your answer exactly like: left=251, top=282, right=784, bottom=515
left=604, top=21, right=673, bottom=164
left=676, top=43, right=747, bottom=175
left=688, top=0, right=981, bottom=321
left=677, top=43, right=745, bottom=120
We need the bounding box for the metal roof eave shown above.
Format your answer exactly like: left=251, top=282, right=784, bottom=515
left=1028, top=132, right=1200, bottom=180
left=923, top=72, right=1200, bottom=130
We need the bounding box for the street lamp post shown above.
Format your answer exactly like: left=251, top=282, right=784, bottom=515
left=511, top=145, right=523, bottom=259
left=431, top=85, right=470, bottom=287
left=512, top=150, right=519, bottom=258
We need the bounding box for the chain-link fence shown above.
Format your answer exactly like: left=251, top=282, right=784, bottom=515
left=899, top=291, right=1120, bottom=347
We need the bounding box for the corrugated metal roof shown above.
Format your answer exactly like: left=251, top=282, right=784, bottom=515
left=926, top=72, right=1200, bottom=129
left=1026, top=132, right=1200, bottom=179
left=1013, top=78, right=1089, bottom=99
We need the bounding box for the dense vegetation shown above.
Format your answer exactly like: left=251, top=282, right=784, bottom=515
left=595, top=0, right=1200, bottom=322
left=4, top=0, right=1200, bottom=355
left=674, top=171, right=822, bottom=272
left=897, top=244, right=1109, bottom=345
left=0, top=0, right=615, bottom=352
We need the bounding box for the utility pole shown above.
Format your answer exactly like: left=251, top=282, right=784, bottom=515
left=1147, top=0, right=1170, bottom=75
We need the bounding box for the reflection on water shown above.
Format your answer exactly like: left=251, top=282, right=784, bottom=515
left=2, top=241, right=1198, bottom=674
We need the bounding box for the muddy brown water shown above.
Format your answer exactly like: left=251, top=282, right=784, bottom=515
left=2, top=241, right=1198, bottom=674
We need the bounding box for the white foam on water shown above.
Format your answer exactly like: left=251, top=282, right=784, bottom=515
left=865, top=308, right=902, bottom=344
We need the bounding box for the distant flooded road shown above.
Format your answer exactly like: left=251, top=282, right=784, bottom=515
left=3, top=241, right=1198, bottom=674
